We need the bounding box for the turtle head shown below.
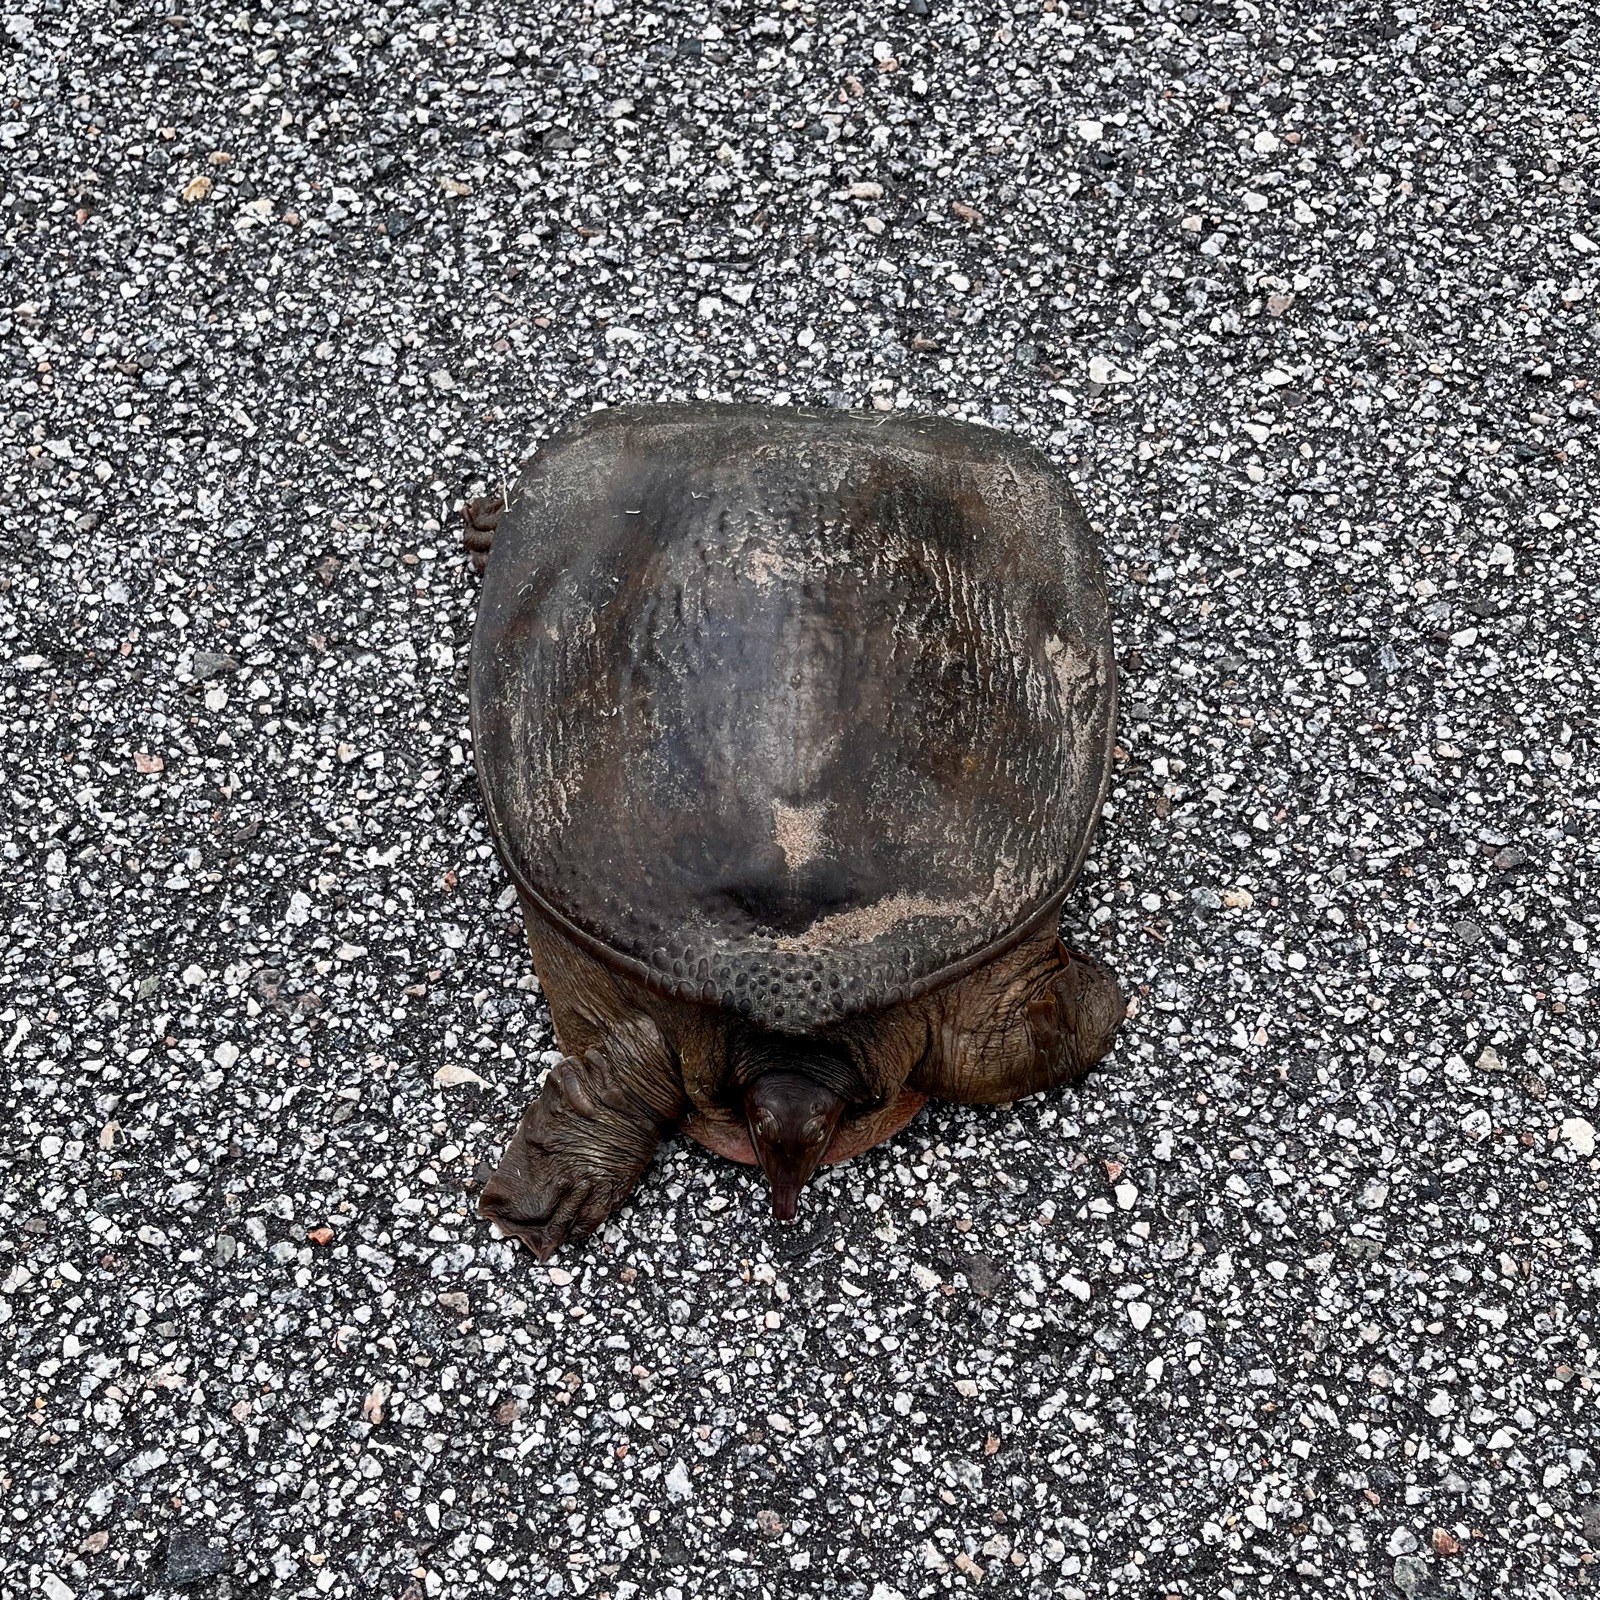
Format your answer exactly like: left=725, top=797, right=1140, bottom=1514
left=744, top=1070, right=845, bottom=1222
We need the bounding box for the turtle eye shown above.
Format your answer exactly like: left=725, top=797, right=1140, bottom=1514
left=802, top=1116, right=824, bottom=1144
left=755, top=1109, right=779, bottom=1139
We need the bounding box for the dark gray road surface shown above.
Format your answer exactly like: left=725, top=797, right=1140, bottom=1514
left=3, top=3, right=1596, bottom=1598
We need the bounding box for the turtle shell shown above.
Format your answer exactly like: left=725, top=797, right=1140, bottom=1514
left=471, top=405, right=1116, bottom=1031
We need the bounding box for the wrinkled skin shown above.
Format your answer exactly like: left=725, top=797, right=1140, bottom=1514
left=478, top=898, right=1124, bottom=1260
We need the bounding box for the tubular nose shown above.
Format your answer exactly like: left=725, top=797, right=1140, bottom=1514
left=768, top=1170, right=806, bottom=1221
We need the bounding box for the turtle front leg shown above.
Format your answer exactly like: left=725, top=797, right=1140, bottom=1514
left=463, top=491, right=505, bottom=574
left=480, top=1018, right=685, bottom=1260
left=912, top=927, right=1126, bottom=1106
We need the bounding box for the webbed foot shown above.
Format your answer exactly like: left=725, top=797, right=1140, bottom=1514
left=479, top=1042, right=673, bottom=1260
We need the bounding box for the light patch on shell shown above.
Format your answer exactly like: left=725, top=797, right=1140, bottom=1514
left=746, top=544, right=802, bottom=589
left=1044, top=634, right=1092, bottom=707
left=740, top=505, right=855, bottom=590
left=778, top=891, right=979, bottom=950
left=771, top=799, right=829, bottom=869
left=989, top=853, right=1032, bottom=905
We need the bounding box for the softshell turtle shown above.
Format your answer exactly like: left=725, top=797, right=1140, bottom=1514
left=464, top=405, right=1123, bottom=1259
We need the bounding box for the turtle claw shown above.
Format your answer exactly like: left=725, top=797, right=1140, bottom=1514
left=464, top=492, right=505, bottom=573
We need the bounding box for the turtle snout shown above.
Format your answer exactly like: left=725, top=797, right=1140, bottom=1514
left=743, top=1070, right=845, bottom=1222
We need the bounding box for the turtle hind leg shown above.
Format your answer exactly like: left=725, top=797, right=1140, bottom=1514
left=463, top=491, right=504, bottom=573
left=480, top=1017, right=686, bottom=1260
left=911, top=927, right=1125, bottom=1107
left=1019, top=941, right=1126, bottom=1094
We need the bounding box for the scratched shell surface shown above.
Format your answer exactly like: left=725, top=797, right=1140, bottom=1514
left=470, top=404, right=1116, bottom=1029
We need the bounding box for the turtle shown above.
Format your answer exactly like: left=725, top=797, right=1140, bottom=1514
left=463, top=404, right=1124, bottom=1260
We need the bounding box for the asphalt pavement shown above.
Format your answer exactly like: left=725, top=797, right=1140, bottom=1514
left=2, top=3, right=1596, bottom=1597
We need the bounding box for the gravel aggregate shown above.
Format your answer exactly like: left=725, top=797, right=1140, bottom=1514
left=3, top=2, right=1597, bottom=1597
